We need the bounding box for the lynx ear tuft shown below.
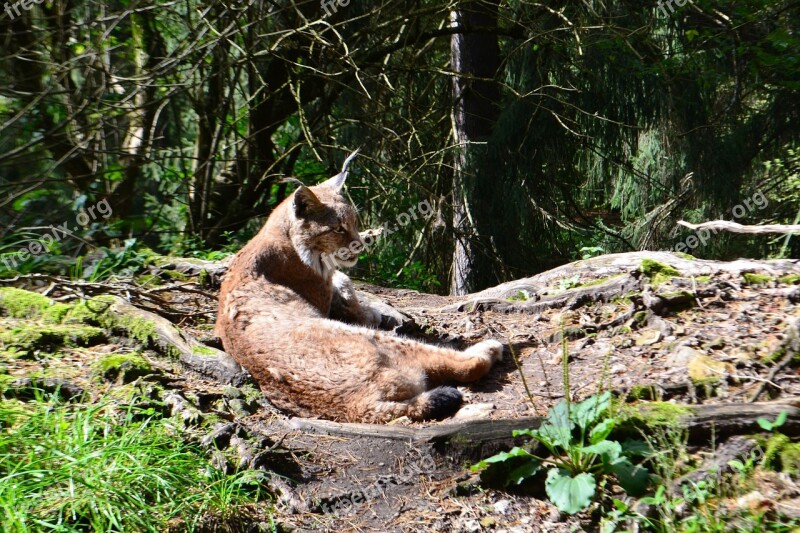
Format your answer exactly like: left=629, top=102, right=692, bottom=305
left=319, top=148, right=359, bottom=193
left=293, top=186, right=322, bottom=218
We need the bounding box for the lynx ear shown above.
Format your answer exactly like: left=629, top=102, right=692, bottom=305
left=319, top=148, right=359, bottom=193
left=293, top=186, right=322, bottom=218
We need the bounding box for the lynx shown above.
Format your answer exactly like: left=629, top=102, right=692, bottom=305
left=215, top=151, right=503, bottom=423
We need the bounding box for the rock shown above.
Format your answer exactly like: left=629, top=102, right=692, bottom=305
left=611, top=363, right=627, bottom=375
left=4, top=377, right=84, bottom=402
left=666, top=346, right=703, bottom=367
left=453, top=403, right=495, bottom=420
left=687, top=354, right=735, bottom=382
left=493, top=499, right=512, bottom=514
left=635, top=330, right=662, bottom=346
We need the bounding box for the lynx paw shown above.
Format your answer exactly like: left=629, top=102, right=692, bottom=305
left=466, top=339, right=504, bottom=363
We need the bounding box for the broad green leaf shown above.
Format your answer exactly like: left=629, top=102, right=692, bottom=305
left=537, top=400, right=574, bottom=448
left=621, top=438, right=652, bottom=457
left=545, top=468, right=596, bottom=514
left=570, top=392, right=611, bottom=431
left=612, top=498, right=628, bottom=512
left=757, top=417, right=773, bottom=431
left=471, top=446, right=534, bottom=471
left=609, top=458, right=650, bottom=496
left=513, top=428, right=536, bottom=438
left=508, top=459, right=542, bottom=485
left=580, top=440, right=622, bottom=462
left=775, top=410, right=788, bottom=428
left=589, top=418, right=616, bottom=444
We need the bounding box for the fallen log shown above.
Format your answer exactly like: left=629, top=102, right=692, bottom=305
left=284, top=399, right=800, bottom=459
left=446, top=251, right=800, bottom=314
left=678, top=220, right=800, bottom=235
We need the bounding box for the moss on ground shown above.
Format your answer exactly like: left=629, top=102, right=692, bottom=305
left=78, top=296, right=157, bottom=345
left=622, top=401, right=693, bottom=428
left=0, top=323, right=105, bottom=357
left=191, top=345, right=217, bottom=356
left=780, top=442, right=800, bottom=474
left=640, top=259, right=680, bottom=285
left=778, top=274, right=800, bottom=285
left=95, top=353, right=153, bottom=383
left=0, top=288, right=72, bottom=323
left=742, top=272, right=772, bottom=286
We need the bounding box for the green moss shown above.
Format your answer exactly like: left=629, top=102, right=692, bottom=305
left=161, top=270, right=189, bottom=281
left=238, top=383, right=263, bottom=404
left=579, top=274, right=626, bottom=288
left=674, top=252, right=695, bottom=260
left=742, top=273, right=772, bottom=286
left=780, top=442, right=800, bottom=474
left=81, top=296, right=157, bottom=345
left=135, top=274, right=163, bottom=288
left=695, top=275, right=711, bottom=283
left=95, top=353, right=152, bottom=383
left=628, top=384, right=658, bottom=401
left=641, top=259, right=680, bottom=278
left=507, top=290, right=530, bottom=302
left=191, top=345, right=217, bottom=356
left=0, top=323, right=105, bottom=357
left=658, top=290, right=694, bottom=300
left=623, top=401, right=693, bottom=428
left=778, top=274, right=800, bottom=285
left=0, top=288, right=73, bottom=323
left=763, top=433, right=790, bottom=470
left=633, top=311, right=648, bottom=324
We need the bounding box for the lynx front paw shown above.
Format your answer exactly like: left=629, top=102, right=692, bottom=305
left=465, top=339, right=504, bottom=363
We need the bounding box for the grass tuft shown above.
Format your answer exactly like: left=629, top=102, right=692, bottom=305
left=0, top=396, right=271, bottom=532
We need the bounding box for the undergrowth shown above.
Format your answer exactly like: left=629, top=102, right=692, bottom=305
left=0, top=395, right=271, bottom=532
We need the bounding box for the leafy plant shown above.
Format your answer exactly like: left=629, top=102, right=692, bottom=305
left=757, top=410, right=788, bottom=432
left=472, top=391, right=650, bottom=514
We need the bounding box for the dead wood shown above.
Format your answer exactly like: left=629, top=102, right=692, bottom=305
left=444, top=251, right=800, bottom=314
left=285, top=399, right=800, bottom=453
left=100, top=296, right=251, bottom=386
left=678, top=220, right=800, bottom=235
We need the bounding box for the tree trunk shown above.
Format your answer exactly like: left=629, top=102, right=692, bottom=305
left=450, top=1, right=501, bottom=295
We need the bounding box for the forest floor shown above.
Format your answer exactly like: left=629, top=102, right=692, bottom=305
left=2, top=251, right=800, bottom=531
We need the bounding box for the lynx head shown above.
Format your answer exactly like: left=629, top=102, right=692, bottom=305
left=288, top=150, right=363, bottom=277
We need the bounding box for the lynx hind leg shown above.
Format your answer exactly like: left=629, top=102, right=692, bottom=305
left=408, top=339, right=504, bottom=384
left=364, top=386, right=463, bottom=423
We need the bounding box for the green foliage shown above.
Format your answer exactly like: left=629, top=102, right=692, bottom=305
left=640, top=259, right=680, bottom=283
left=472, top=391, right=650, bottom=514
left=757, top=410, right=788, bottom=432
left=0, top=398, right=269, bottom=531
left=78, top=240, right=155, bottom=282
